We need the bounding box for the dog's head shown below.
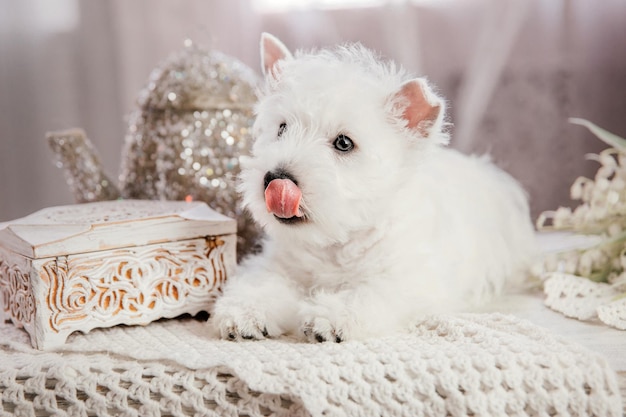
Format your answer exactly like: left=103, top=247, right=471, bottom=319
left=239, top=33, right=448, bottom=246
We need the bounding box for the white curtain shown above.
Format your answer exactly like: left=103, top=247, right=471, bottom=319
left=1, top=0, right=625, bottom=221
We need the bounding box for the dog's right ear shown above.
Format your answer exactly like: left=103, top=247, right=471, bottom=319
left=261, top=33, right=293, bottom=79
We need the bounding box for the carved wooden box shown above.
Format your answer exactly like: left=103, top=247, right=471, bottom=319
left=0, top=200, right=236, bottom=350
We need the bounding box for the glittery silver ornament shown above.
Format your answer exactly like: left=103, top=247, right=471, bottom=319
left=48, top=41, right=262, bottom=260
left=119, top=41, right=261, bottom=259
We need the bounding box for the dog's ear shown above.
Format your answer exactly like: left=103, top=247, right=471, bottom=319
left=392, top=78, right=444, bottom=138
left=261, top=33, right=293, bottom=79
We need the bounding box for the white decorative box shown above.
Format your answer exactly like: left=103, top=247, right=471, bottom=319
left=0, top=200, right=236, bottom=350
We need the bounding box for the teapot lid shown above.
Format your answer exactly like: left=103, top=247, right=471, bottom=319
left=137, top=40, right=259, bottom=111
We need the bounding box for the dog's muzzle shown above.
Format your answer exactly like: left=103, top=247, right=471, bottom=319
left=264, top=169, right=306, bottom=224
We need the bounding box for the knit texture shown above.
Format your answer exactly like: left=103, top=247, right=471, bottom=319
left=544, top=272, right=626, bottom=330
left=0, top=313, right=622, bottom=417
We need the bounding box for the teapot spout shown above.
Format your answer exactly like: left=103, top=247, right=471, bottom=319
left=47, top=128, right=121, bottom=203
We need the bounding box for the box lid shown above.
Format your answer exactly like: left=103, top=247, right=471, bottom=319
left=0, top=200, right=237, bottom=258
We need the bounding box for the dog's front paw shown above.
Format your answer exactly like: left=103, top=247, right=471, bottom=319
left=302, top=317, right=345, bottom=343
left=211, top=298, right=273, bottom=341
left=299, top=297, right=359, bottom=343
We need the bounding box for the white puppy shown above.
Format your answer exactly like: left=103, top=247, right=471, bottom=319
left=210, top=33, right=536, bottom=343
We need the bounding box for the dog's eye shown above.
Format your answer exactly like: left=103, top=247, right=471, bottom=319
left=333, top=134, right=354, bottom=152
left=277, top=122, right=287, bottom=138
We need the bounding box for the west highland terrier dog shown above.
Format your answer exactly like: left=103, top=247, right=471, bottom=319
left=210, top=33, right=536, bottom=343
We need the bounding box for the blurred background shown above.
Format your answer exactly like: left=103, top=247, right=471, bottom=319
left=1, top=0, right=625, bottom=222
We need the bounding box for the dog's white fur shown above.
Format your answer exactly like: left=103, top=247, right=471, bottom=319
left=210, top=33, right=536, bottom=342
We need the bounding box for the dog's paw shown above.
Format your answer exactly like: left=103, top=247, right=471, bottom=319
left=299, top=292, right=362, bottom=343
left=211, top=300, right=273, bottom=341
left=302, top=317, right=345, bottom=343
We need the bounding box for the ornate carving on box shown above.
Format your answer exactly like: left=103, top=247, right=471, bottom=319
left=38, top=237, right=228, bottom=334
left=0, top=200, right=237, bottom=350
left=0, top=257, right=35, bottom=327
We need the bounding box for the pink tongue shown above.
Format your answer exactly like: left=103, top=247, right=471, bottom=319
left=265, top=179, right=303, bottom=219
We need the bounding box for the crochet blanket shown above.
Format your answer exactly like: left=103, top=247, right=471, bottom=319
left=0, top=313, right=622, bottom=417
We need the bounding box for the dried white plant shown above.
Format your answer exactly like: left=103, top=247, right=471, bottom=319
left=537, top=118, right=626, bottom=298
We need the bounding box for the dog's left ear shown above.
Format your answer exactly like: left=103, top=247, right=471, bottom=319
left=261, top=33, right=293, bottom=79
left=392, top=78, right=444, bottom=138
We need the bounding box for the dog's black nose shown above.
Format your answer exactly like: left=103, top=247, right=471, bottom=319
left=263, top=169, right=298, bottom=190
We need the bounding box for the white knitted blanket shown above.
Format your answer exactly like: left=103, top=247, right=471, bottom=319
left=0, top=313, right=622, bottom=417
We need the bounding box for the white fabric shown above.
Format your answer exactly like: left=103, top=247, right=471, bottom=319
left=533, top=233, right=626, bottom=331
left=0, top=312, right=622, bottom=416
left=543, top=272, right=626, bottom=330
